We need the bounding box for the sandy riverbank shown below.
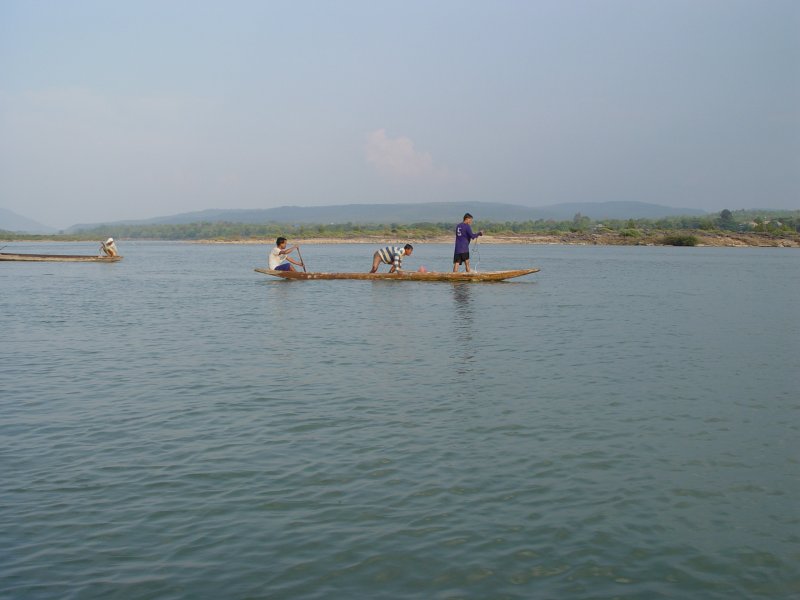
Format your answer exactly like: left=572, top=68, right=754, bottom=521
left=193, top=231, right=800, bottom=248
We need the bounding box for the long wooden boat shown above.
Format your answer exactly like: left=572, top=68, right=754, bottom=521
left=255, top=267, right=538, bottom=282
left=0, top=252, right=123, bottom=263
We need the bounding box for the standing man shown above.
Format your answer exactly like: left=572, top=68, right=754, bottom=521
left=269, top=237, right=303, bottom=271
left=370, top=244, right=413, bottom=273
left=453, top=213, right=483, bottom=272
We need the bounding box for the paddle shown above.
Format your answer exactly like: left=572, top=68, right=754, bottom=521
left=296, top=246, right=307, bottom=272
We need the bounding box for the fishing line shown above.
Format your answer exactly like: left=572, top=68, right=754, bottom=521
left=472, top=236, right=481, bottom=272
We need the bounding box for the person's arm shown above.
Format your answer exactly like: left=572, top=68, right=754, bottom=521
left=389, top=251, right=401, bottom=273
left=284, top=246, right=303, bottom=266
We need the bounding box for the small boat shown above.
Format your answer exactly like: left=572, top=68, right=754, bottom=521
left=0, top=252, right=123, bottom=263
left=255, top=267, right=538, bottom=282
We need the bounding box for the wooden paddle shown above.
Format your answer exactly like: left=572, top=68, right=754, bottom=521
left=296, top=247, right=307, bottom=272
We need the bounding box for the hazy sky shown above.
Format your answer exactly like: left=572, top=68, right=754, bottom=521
left=1, top=0, right=798, bottom=228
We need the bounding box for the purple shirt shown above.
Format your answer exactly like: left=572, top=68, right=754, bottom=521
left=454, top=222, right=479, bottom=254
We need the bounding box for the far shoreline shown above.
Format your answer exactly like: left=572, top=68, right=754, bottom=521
left=3, top=231, right=798, bottom=248
left=190, top=231, right=799, bottom=248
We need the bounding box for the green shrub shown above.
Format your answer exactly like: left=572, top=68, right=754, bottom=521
left=661, top=234, right=698, bottom=246
left=619, top=229, right=642, bottom=238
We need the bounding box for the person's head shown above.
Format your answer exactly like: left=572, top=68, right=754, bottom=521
left=276, top=236, right=287, bottom=248
left=404, top=243, right=413, bottom=255
left=463, top=213, right=473, bottom=223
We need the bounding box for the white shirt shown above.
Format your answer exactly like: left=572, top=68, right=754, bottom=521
left=100, top=239, right=118, bottom=257
left=377, top=246, right=405, bottom=270
left=269, top=246, right=287, bottom=269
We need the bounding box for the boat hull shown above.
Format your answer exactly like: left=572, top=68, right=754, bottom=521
left=0, top=253, right=123, bottom=262
left=254, top=268, right=538, bottom=282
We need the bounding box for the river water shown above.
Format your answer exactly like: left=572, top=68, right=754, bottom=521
left=1, top=241, right=798, bottom=599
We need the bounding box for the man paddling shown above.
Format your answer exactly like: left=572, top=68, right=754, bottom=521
left=453, top=213, right=483, bottom=272
left=99, top=237, right=119, bottom=257
left=370, top=244, right=413, bottom=273
left=269, top=237, right=303, bottom=272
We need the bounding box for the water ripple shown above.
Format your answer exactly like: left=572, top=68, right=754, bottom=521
left=2, top=243, right=799, bottom=599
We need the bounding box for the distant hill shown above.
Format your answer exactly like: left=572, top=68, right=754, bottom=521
left=535, top=201, right=705, bottom=220
left=66, top=201, right=705, bottom=232
left=0, top=208, right=56, bottom=234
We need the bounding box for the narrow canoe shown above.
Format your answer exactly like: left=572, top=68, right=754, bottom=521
left=254, top=268, right=539, bottom=282
left=0, top=252, right=123, bottom=262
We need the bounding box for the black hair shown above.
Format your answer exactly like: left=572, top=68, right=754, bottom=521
left=276, top=237, right=287, bottom=245
left=404, top=244, right=413, bottom=251
left=463, top=213, right=473, bottom=220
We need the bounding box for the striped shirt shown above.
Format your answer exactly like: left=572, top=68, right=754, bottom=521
left=377, top=246, right=405, bottom=270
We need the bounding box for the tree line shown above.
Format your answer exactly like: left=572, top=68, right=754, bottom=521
left=2, top=209, right=798, bottom=241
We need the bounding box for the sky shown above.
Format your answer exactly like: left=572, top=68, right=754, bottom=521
left=1, top=0, right=798, bottom=229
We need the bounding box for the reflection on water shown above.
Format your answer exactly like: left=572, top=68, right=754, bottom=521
left=452, top=283, right=475, bottom=371
left=452, top=281, right=473, bottom=313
